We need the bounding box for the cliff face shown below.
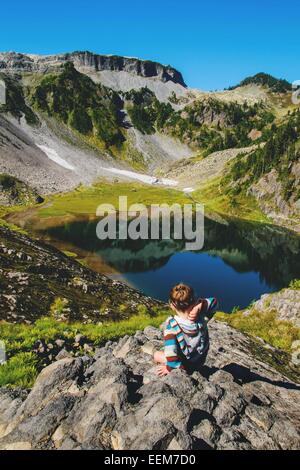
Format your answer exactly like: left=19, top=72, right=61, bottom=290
left=0, top=51, right=187, bottom=87
left=247, top=166, right=300, bottom=233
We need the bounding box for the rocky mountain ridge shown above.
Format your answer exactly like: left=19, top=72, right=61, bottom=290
left=0, top=51, right=186, bottom=87
left=0, top=321, right=299, bottom=450
left=0, top=50, right=299, bottom=231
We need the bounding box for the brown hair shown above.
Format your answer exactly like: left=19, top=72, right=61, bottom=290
left=169, top=283, right=195, bottom=311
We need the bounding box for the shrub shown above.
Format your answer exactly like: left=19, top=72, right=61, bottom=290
left=289, top=279, right=300, bottom=290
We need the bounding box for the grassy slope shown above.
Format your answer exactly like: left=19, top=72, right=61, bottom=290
left=216, top=280, right=300, bottom=362
left=32, top=178, right=269, bottom=225
left=36, top=181, right=192, bottom=218
left=0, top=308, right=169, bottom=388
left=216, top=307, right=300, bottom=353
left=0, top=205, right=29, bottom=233
left=192, top=177, right=271, bottom=223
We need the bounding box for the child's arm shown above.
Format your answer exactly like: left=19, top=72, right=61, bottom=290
left=163, top=323, right=184, bottom=372
left=188, top=297, right=218, bottom=322
left=200, top=297, right=218, bottom=321
left=188, top=299, right=203, bottom=321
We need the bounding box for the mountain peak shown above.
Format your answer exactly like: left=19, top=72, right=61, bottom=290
left=0, top=50, right=187, bottom=87
left=230, top=72, right=292, bottom=93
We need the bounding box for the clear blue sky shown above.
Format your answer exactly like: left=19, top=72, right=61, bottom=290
left=1, top=0, right=299, bottom=90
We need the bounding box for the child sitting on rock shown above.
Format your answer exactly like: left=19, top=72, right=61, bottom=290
left=154, top=283, right=218, bottom=376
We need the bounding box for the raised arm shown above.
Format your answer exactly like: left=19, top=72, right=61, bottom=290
left=201, top=297, right=218, bottom=320
left=188, top=297, right=218, bottom=322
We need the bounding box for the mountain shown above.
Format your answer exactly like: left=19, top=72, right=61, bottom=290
left=0, top=50, right=299, bottom=229
left=0, top=53, right=193, bottom=193
left=223, top=109, right=300, bottom=230
left=0, top=51, right=186, bottom=85
left=0, top=51, right=187, bottom=101
left=229, top=72, right=292, bottom=94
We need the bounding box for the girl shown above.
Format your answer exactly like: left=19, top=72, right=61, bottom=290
left=154, top=283, right=218, bottom=376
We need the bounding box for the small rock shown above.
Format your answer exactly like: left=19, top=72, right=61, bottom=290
left=83, top=343, right=93, bottom=353
left=167, top=431, right=193, bottom=450
left=141, top=341, right=156, bottom=356
left=143, top=326, right=163, bottom=341
left=56, top=349, right=73, bottom=361
left=74, top=334, right=86, bottom=346
left=55, top=339, right=66, bottom=348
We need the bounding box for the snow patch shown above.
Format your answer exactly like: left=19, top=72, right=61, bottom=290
left=160, top=178, right=178, bottom=186
left=102, top=167, right=178, bottom=187
left=183, top=187, right=195, bottom=193
left=36, top=144, right=75, bottom=171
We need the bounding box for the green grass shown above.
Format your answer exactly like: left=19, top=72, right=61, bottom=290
left=0, top=352, right=38, bottom=388
left=37, top=181, right=191, bottom=219
left=192, top=176, right=271, bottom=223
left=1, top=173, right=274, bottom=231
left=289, top=279, right=300, bottom=290
left=0, top=205, right=29, bottom=234
left=34, top=178, right=269, bottom=227
left=0, top=308, right=169, bottom=388
left=216, top=309, right=300, bottom=352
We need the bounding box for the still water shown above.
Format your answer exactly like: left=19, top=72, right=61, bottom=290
left=39, top=215, right=300, bottom=312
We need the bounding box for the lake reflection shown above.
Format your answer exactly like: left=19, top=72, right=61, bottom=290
left=42, top=216, right=300, bottom=312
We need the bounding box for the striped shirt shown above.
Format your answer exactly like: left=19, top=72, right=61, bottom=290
left=164, top=297, right=218, bottom=371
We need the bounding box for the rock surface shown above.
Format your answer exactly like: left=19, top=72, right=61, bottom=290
left=0, top=321, right=299, bottom=450
left=248, top=167, right=300, bottom=233
left=0, top=173, right=43, bottom=206
left=164, top=145, right=258, bottom=190
left=0, top=51, right=188, bottom=105
left=247, top=288, right=300, bottom=328
left=0, top=51, right=186, bottom=87
left=0, top=225, right=161, bottom=323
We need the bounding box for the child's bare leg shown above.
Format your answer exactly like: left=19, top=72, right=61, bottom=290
left=153, top=350, right=166, bottom=364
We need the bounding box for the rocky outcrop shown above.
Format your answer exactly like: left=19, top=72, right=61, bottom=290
left=0, top=51, right=186, bottom=87
left=0, top=225, right=161, bottom=323
left=0, top=174, right=43, bottom=206
left=248, top=167, right=300, bottom=233
left=246, top=288, right=300, bottom=328
left=0, top=321, right=299, bottom=450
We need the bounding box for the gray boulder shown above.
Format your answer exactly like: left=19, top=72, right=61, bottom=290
left=0, top=320, right=299, bottom=450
